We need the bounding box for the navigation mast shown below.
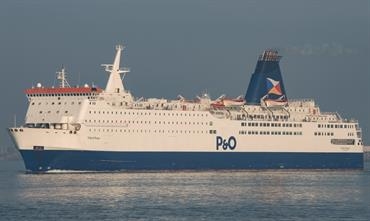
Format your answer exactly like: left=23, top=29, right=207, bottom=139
left=56, top=66, right=71, bottom=88
left=102, top=45, right=130, bottom=93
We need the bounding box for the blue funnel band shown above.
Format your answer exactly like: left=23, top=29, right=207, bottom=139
left=245, top=50, right=287, bottom=105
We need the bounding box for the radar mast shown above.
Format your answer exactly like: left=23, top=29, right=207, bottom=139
left=56, top=66, right=71, bottom=88
left=102, top=45, right=130, bottom=93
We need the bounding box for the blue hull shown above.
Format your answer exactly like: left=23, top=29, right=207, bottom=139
left=19, top=149, right=364, bottom=172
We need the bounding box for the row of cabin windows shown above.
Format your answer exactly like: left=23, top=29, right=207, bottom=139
left=132, top=103, right=202, bottom=109
left=241, top=122, right=302, bottom=128
left=239, top=130, right=303, bottom=136
left=311, top=117, right=336, bottom=121
left=39, top=110, right=69, bottom=114
left=32, top=101, right=82, bottom=105
left=88, top=110, right=208, bottom=117
left=88, top=128, right=208, bottom=134
left=246, top=108, right=307, bottom=113
left=28, top=93, right=96, bottom=97
left=84, top=119, right=209, bottom=126
left=318, top=124, right=354, bottom=129
left=314, top=132, right=334, bottom=136
left=249, top=115, right=289, bottom=120
left=289, top=108, right=306, bottom=112
left=249, top=109, right=303, bottom=113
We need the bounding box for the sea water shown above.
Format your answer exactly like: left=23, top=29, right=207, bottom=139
left=0, top=159, right=369, bottom=221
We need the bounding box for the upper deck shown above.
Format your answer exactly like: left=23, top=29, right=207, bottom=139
left=25, top=87, right=102, bottom=96
left=21, top=45, right=358, bottom=126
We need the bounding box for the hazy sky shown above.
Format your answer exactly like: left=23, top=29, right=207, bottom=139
left=0, top=0, right=369, bottom=147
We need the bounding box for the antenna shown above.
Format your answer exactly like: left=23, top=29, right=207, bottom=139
left=77, top=72, right=81, bottom=87
left=56, top=65, right=71, bottom=88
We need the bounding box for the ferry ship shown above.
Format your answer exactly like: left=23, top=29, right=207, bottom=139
left=8, top=45, right=364, bottom=172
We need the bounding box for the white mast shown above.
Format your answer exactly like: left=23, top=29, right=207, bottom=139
left=56, top=66, right=71, bottom=88
left=102, top=45, right=130, bottom=93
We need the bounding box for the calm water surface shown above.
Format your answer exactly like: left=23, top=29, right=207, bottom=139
left=0, top=159, right=369, bottom=221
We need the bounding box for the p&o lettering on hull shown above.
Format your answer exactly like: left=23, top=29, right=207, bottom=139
left=216, top=136, right=237, bottom=150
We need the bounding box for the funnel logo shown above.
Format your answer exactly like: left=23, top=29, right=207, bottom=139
left=266, top=78, right=283, bottom=95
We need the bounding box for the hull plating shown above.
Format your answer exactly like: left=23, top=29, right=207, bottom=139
left=19, top=149, right=364, bottom=172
